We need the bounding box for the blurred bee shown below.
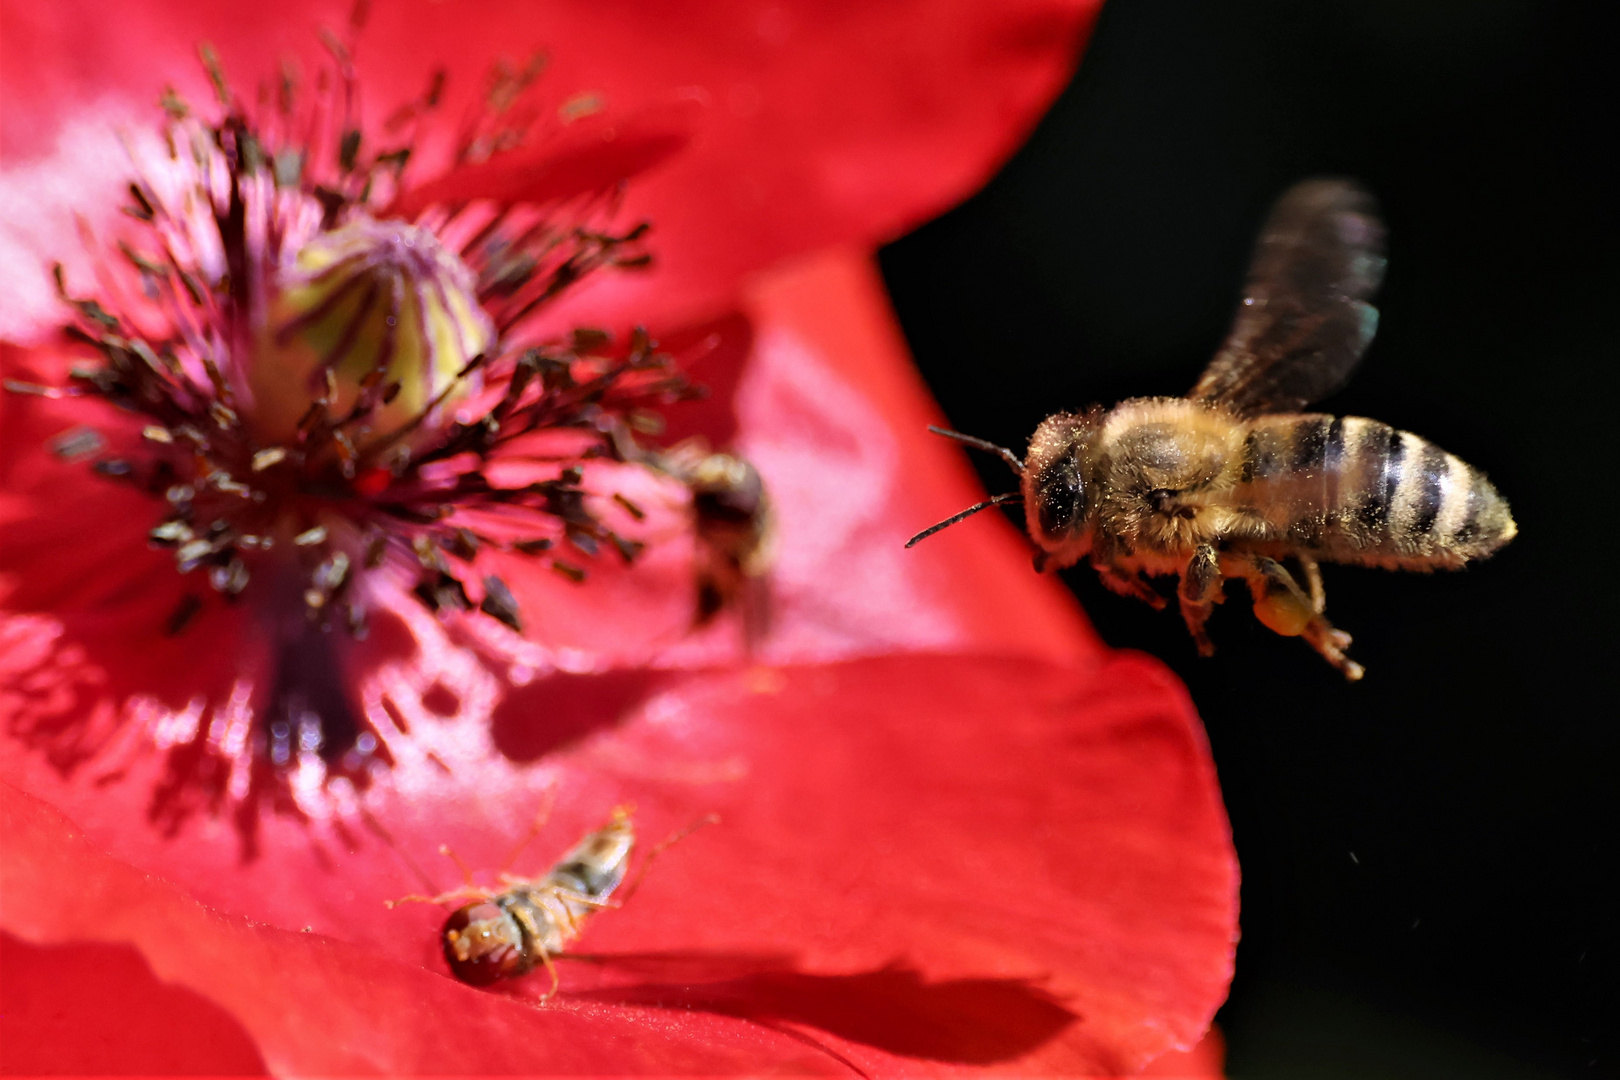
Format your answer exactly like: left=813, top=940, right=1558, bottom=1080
left=389, top=805, right=713, bottom=997
left=908, top=179, right=1516, bottom=680
left=649, top=439, right=775, bottom=644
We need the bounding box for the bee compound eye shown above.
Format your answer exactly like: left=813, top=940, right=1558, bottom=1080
left=693, top=484, right=761, bottom=525
left=442, top=902, right=528, bottom=985
left=1037, top=464, right=1084, bottom=537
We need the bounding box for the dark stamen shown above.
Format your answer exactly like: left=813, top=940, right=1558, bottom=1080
left=478, top=574, right=522, bottom=632
left=165, top=593, right=203, bottom=635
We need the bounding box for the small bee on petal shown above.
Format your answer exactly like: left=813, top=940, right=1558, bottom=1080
left=390, top=805, right=712, bottom=997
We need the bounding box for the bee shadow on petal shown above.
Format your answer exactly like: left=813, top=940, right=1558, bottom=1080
left=560, top=952, right=1079, bottom=1067
left=488, top=669, right=675, bottom=763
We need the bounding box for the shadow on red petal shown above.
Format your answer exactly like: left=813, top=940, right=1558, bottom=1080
left=567, top=952, right=1077, bottom=1067
left=491, top=667, right=675, bottom=763
left=0, top=930, right=269, bottom=1076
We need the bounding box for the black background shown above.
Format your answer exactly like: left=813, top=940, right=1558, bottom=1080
left=880, top=2, right=1616, bottom=1076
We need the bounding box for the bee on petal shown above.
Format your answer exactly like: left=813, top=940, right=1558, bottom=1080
left=390, top=805, right=712, bottom=997
left=909, top=179, right=1516, bottom=680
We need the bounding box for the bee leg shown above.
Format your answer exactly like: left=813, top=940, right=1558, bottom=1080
left=552, top=887, right=616, bottom=913
left=1178, top=545, right=1223, bottom=656
left=693, top=571, right=726, bottom=628
left=498, top=783, right=559, bottom=875
left=614, top=812, right=721, bottom=907
left=536, top=946, right=562, bottom=1002
left=1242, top=556, right=1364, bottom=681
left=1094, top=562, right=1168, bottom=610
left=383, top=884, right=494, bottom=909
left=1298, top=555, right=1326, bottom=614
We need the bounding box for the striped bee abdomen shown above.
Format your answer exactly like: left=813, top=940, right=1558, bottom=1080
left=1237, top=414, right=1516, bottom=568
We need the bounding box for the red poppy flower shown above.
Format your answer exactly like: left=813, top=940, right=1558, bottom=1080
left=0, top=1, right=1237, bottom=1075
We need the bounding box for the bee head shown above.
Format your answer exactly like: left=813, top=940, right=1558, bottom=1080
left=690, top=454, right=770, bottom=552
left=442, top=899, right=531, bottom=985
left=1022, top=411, right=1099, bottom=555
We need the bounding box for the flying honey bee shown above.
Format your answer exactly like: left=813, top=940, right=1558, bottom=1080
left=908, top=179, right=1516, bottom=680
left=648, top=439, right=775, bottom=642
left=388, top=805, right=713, bottom=997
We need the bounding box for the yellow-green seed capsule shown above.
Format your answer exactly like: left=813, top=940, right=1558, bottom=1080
left=251, top=218, right=494, bottom=445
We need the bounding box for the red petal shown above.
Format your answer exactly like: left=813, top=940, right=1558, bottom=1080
left=1, top=0, right=1100, bottom=331
left=2, top=651, right=1234, bottom=1075
left=1142, top=1027, right=1225, bottom=1078
left=387, top=100, right=702, bottom=217
left=0, top=781, right=845, bottom=1074
left=1, top=147, right=1235, bottom=1073
left=0, top=931, right=270, bottom=1075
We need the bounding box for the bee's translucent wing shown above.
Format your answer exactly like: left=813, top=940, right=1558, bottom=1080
left=1191, top=179, right=1386, bottom=417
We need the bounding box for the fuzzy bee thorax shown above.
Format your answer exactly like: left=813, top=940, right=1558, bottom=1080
left=1096, top=398, right=1248, bottom=491
left=1088, top=398, right=1248, bottom=552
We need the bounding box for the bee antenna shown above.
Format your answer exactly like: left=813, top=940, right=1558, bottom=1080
left=926, top=425, right=1024, bottom=476
left=905, top=493, right=1023, bottom=548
